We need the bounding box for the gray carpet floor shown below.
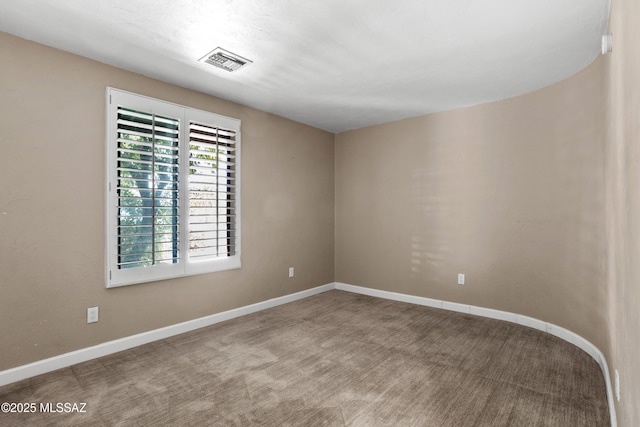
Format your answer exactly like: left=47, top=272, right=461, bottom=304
left=0, top=290, right=610, bottom=426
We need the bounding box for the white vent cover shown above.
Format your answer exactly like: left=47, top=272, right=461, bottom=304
left=200, top=47, right=252, bottom=72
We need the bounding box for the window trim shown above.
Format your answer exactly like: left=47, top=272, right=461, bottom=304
left=105, top=87, right=241, bottom=288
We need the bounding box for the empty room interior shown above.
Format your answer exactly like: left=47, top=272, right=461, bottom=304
left=0, top=0, right=638, bottom=425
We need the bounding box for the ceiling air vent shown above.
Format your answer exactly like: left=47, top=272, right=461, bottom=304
left=200, top=47, right=252, bottom=72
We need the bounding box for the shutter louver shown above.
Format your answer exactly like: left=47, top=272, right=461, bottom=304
left=189, top=122, right=237, bottom=259
left=116, top=107, right=180, bottom=269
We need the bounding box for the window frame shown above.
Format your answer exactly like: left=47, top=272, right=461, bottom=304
left=105, top=88, right=241, bottom=288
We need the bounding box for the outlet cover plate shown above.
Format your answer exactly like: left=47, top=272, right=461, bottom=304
left=87, top=307, right=99, bottom=323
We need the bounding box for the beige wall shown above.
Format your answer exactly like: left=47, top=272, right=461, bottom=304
left=0, top=32, right=335, bottom=370
left=606, top=0, right=640, bottom=424
left=336, top=59, right=609, bottom=352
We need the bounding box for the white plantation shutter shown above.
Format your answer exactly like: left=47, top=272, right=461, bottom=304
left=116, top=107, right=181, bottom=269
left=107, top=88, right=241, bottom=288
left=188, top=122, right=237, bottom=259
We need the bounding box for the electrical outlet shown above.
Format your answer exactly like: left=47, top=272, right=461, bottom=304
left=87, top=306, right=99, bottom=324
left=615, top=369, right=620, bottom=401
left=458, top=273, right=465, bottom=285
left=288, top=267, right=294, bottom=278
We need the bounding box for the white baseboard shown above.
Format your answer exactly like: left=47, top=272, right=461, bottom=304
left=0, top=283, right=334, bottom=388
left=334, top=282, right=617, bottom=427
left=0, top=281, right=617, bottom=427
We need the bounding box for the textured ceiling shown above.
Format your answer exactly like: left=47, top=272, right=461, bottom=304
left=0, top=0, right=610, bottom=133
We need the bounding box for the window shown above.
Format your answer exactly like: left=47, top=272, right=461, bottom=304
left=106, top=88, right=240, bottom=287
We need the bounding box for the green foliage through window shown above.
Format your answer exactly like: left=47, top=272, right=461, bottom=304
left=116, top=108, right=180, bottom=269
